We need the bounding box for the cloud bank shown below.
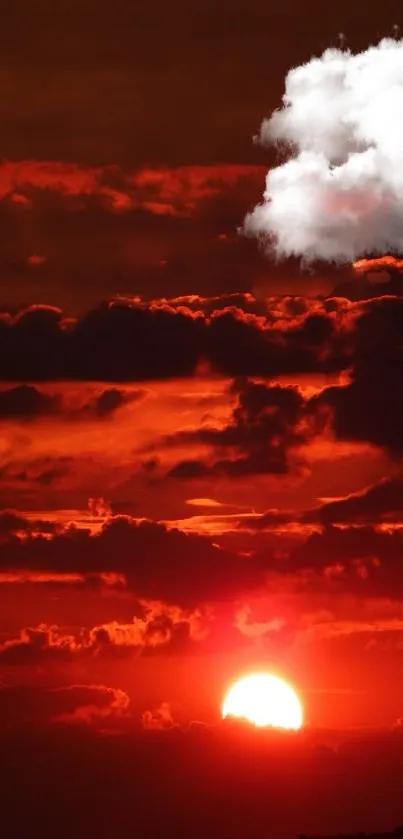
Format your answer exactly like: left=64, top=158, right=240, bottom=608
left=245, top=38, right=403, bottom=263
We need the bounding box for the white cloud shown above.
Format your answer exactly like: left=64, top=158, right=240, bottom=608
left=244, top=39, right=403, bottom=263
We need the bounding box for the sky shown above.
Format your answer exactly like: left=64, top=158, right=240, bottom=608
left=2, top=1, right=403, bottom=837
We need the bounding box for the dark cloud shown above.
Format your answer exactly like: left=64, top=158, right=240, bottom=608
left=0, top=515, right=266, bottom=606
left=0, top=509, right=60, bottom=537
left=331, top=256, right=403, bottom=301
left=5, top=291, right=403, bottom=388
left=303, top=476, right=403, bottom=526
left=3, top=503, right=403, bottom=606
left=93, top=387, right=131, bottom=417
left=239, top=475, right=403, bottom=530
left=0, top=683, right=129, bottom=728
left=0, top=295, right=353, bottom=381
left=206, top=306, right=344, bottom=378
left=231, top=485, right=403, bottom=599
left=0, top=383, right=145, bottom=420
left=0, top=455, right=74, bottom=491
left=167, top=379, right=308, bottom=477
left=0, top=303, right=203, bottom=380
left=311, top=297, right=403, bottom=455
left=0, top=384, right=59, bottom=419
left=291, top=525, right=403, bottom=598
left=236, top=507, right=299, bottom=530
left=168, top=460, right=211, bottom=479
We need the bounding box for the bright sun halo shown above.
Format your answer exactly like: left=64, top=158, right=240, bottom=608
left=222, top=673, right=303, bottom=730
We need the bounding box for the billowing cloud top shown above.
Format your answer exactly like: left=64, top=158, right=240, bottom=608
left=245, top=38, right=403, bottom=263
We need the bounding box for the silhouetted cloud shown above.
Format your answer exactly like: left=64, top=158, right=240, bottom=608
left=303, top=476, right=403, bottom=525
left=167, top=379, right=308, bottom=477
left=0, top=683, right=129, bottom=728
left=0, top=515, right=266, bottom=605
left=0, top=295, right=355, bottom=380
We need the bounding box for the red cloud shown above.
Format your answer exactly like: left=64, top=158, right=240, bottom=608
left=0, top=601, right=210, bottom=665
left=52, top=684, right=130, bottom=725
left=141, top=701, right=174, bottom=730
left=0, top=683, right=129, bottom=728
left=0, top=160, right=265, bottom=218
left=353, top=255, right=403, bottom=274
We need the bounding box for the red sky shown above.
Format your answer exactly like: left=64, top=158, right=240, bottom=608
left=2, top=1, right=403, bottom=836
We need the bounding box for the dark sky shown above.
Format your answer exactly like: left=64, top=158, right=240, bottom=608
left=0, top=0, right=398, bottom=167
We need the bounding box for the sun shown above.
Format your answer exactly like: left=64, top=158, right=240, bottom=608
left=222, top=673, right=303, bottom=730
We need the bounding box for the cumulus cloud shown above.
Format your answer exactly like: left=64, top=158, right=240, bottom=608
left=245, top=38, right=403, bottom=263
left=0, top=600, right=208, bottom=665
left=0, top=293, right=369, bottom=382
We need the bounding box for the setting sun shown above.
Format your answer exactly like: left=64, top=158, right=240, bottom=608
left=222, top=673, right=303, bottom=730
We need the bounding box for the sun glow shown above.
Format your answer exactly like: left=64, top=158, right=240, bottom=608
left=222, top=673, right=303, bottom=730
